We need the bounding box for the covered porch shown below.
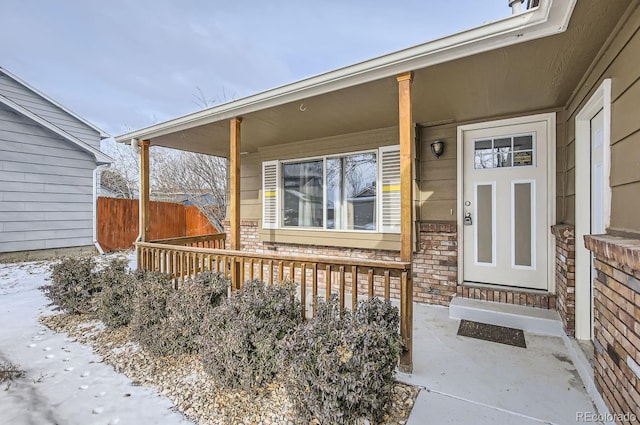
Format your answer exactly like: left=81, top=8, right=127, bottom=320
left=116, top=0, right=631, bottom=375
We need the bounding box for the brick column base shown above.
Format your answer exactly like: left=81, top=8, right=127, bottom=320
left=551, top=224, right=576, bottom=335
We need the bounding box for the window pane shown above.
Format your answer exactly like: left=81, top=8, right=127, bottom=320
left=474, top=139, right=493, bottom=169
left=514, top=182, right=533, bottom=267
left=476, top=184, right=493, bottom=264
left=494, top=137, right=512, bottom=168
left=282, top=161, right=323, bottom=227
left=327, top=153, right=377, bottom=230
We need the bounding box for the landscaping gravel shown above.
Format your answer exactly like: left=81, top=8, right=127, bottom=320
left=41, top=313, right=419, bottom=425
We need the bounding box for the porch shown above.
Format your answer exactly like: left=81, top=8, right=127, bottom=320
left=136, top=233, right=414, bottom=368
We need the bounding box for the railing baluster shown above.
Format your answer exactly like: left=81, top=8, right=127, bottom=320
left=312, top=263, right=318, bottom=316
left=239, top=258, right=245, bottom=289
left=325, top=265, right=331, bottom=302
left=300, top=263, right=307, bottom=320
left=278, top=261, right=284, bottom=283
left=384, top=270, right=390, bottom=301
left=258, top=259, right=264, bottom=282
left=248, top=259, right=254, bottom=281
left=368, top=268, right=374, bottom=298
left=268, top=260, right=274, bottom=285
left=339, top=266, right=345, bottom=314
left=351, top=265, right=357, bottom=311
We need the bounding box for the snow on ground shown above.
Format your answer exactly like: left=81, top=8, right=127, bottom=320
left=0, top=253, right=194, bottom=425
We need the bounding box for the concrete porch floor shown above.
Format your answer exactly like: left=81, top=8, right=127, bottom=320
left=399, top=303, right=601, bottom=425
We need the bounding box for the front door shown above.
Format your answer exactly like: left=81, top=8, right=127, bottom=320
left=461, top=119, right=549, bottom=290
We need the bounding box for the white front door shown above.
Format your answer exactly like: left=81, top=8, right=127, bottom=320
left=461, top=119, right=549, bottom=290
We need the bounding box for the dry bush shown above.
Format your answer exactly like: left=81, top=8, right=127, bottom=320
left=131, top=271, right=229, bottom=357
left=200, top=279, right=301, bottom=390
left=95, top=258, right=136, bottom=328
left=41, top=257, right=97, bottom=314
left=280, top=296, right=402, bottom=424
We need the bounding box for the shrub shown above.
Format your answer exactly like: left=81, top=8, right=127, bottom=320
left=130, top=271, right=174, bottom=356
left=280, top=296, right=402, bottom=424
left=95, top=258, right=136, bottom=328
left=42, top=257, right=97, bottom=314
left=165, top=271, right=229, bottom=354
left=131, top=271, right=229, bottom=357
left=200, top=279, right=301, bottom=390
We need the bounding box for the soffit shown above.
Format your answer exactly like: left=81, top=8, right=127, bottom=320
left=149, top=0, right=631, bottom=157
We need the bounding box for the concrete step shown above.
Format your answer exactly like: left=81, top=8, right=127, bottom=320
left=449, top=297, right=563, bottom=336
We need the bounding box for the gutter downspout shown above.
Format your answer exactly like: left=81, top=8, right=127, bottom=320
left=93, top=163, right=110, bottom=254
left=509, top=0, right=524, bottom=14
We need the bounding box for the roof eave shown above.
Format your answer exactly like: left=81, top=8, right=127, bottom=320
left=115, top=0, right=577, bottom=144
left=0, top=66, right=111, bottom=138
left=0, top=94, right=113, bottom=164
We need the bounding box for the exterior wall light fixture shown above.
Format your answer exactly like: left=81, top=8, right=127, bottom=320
left=431, top=140, right=444, bottom=158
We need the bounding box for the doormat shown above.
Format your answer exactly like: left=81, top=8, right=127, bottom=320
left=457, top=320, right=527, bottom=348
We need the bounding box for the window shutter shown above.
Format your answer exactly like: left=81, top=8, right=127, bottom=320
left=262, top=161, right=279, bottom=229
left=379, top=145, right=401, bottom=233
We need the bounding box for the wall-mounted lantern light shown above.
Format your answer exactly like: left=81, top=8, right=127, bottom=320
left=431, top=140, right=444, bottom=159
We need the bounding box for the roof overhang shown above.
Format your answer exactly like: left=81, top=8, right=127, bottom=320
left=0, top=93, right=113, bottom=164
left=0, top=66, right=110, bottom=139
left=116, top=0, right=576, bottom=150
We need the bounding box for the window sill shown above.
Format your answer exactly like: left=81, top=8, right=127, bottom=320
left=259, top=228, right=401, bottom=251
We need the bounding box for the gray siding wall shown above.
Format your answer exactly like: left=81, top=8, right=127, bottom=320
left=0, top=105, right=95, bottom=253
left=0, top=72, right=101, bottom=150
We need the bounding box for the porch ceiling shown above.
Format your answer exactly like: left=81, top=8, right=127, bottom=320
left=138, top=0, right=630, bottom=158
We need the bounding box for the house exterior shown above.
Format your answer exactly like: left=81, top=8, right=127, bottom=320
left=0, top=67, right=112, bottom=260
left=117, top=0, right=640, bottom=418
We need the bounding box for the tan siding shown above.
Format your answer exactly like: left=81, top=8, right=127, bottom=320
left=611, top=77, right=640, bottom=144
left=260, top=228, right=400, bottom=251
left=259, top=126, right=397, bottom=162
left=239, top=153, right=261, bottom=220
left=564, top=3, right=640, bottom=231
left=610, top=131, right=640, bottom=186
left=611, top=182, right=640, bottom=233
left=418, top=124, right=457, bottom=222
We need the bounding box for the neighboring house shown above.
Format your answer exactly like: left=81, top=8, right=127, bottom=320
left=117, top=0, right=640, bottom=417
left=0, top=67, right=111, bottom=260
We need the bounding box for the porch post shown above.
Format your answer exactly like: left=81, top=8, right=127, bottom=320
left=397, top=71, right=414, bottom=372
left=139, top=140, right=151, bottom=243
left=230, top=117, right=242, bottom=289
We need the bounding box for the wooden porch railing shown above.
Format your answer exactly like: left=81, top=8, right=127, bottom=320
left=135, top=239, right=413, bottom=369
left=150, top=233, right=226, bottom=249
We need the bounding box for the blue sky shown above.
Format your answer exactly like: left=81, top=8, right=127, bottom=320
left=1, top=1, right=509, bottom=136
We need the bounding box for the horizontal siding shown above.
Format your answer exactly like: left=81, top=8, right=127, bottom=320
left=0, top=104, right=96, bottom=253
left=418, top=124, right=457, bottom=222
left=0, top=73, right=101, bottom=149
left=564, top=4, right=640, bottom=232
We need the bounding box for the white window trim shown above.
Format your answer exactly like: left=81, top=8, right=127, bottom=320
left=262, top=145, right=400, bottom=234
left=575, top=78, right=612, bottom=341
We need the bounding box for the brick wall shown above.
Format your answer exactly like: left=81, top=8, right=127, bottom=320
left=551, top=224, right=576, bottom=335
left=585, top=235, right=640, bottom=422
left=224, top=220, right=459, bottom=305
left=414, top=223, right=457, bottom=305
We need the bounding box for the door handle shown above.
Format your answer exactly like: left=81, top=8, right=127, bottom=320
left=464, top=212, right=473, bottom=225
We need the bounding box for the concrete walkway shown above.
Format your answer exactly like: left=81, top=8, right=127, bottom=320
left=399, top=303, right=600, bottom=425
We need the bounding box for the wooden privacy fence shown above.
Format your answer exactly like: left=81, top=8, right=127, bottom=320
left=98, top=197, right=217, bottom=252
left=136, top=235, right=413, bottom=367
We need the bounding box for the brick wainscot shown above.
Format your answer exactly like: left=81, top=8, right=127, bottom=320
left=224, top=220, right=458, bottom=305
left=585, top=234, right=640, bottom=421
